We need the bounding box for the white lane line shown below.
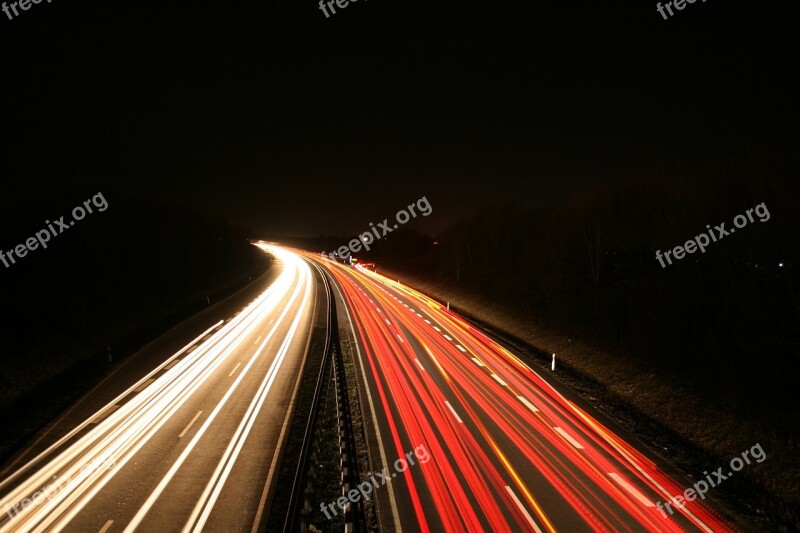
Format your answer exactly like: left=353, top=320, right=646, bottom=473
left=491, top=374, right=508, bottom=387
left=424, top=319, right=431, bottom=324
left=505, top=486, right=542, bottom=533
left=179, top=411, right=204, bottom=438
left=385, top=319, right=391, bottom=325
left=471, top=357, right=485, bottom=367
left=133, top=379, right=155, bottom=393
left=121, top=259, right=309, bottom=533
left=518, top=395, right=540, bottom=413
left=254, top=335, right=262, bottom=345
left=181, top=270, right=312, bottom=532
left=484, top=320, right=716, bottom=533
left=376, top=308, right=382, bottom=313
left=433, top=326, right=441, bottom=332
left=415, top=359, right=425, bottom=371
left=332, top=273, right=404, bottom=530
left=554, top=426, right=584, bottom=449
left=252, top=275, right=316, bottom=533
left=608, top=473, right=655, bottom=507
left=91, top=404, right=120, bottom=424
left=98, top=520, right=114, bottom=533
left=455, top=345, right=467, bottom=352
left=443, top=334, right=453, bottom=341
left=416, top=313, right=423, bottom=318
left=228, top=362, right=242, bottom=377
left=0, top=319, right=225, bottom=490
left=445, top=401, right=463, bottom=424
left=397, top=335, right=404, bottom=343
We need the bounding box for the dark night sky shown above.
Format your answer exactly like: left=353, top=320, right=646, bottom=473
left=1, top=0, right=798, bottom=236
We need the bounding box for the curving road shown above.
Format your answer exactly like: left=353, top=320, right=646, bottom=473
left=312, top=252, right=734, bottom=533
left=0, top=244, right=736, bottom=532
left=0, top=245, right=316, bottom=533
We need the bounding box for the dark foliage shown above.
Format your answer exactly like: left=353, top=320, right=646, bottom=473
left=0, top=190, right=266, bottom=408
left=365, top=147, right=800, bottom=415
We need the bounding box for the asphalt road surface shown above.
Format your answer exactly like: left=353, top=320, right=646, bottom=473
left=0, top=245, right=316, bottom=533
left=313, top=253, right=733, bottom=533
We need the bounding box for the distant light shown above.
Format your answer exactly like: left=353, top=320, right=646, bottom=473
left=352, top=258, right=358, bottom=262
left=779, top=262, right=784, bottom=268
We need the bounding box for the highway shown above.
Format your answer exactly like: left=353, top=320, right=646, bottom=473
left=313, top=253, right=734, bottom=533
left=0, top=243, right=736, bottom=532
left=0, top=245, right=316, bottom=533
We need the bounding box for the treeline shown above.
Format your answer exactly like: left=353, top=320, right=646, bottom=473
left=0, top=189, right=268, bottom=411
left=365, top=147, right=800, bottom=411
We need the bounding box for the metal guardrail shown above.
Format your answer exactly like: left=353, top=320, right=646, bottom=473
left=330, top=293, right=365, bottom=532
left=283, top=262, right=365, bottom=532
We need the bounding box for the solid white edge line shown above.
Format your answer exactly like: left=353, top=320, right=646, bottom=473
left=328, top=265, right=404, bottom=532
left=120, top=258, right=307, bottom=533
left=133, top=379, right=155, bottom=393
left=90, top=405, right=120, bottom=424
left=33, top=252, right=294, bottom=532
left=349, top=264, right=717, bottom=533
left=251, top=261, right=318, bottom=533
left=0, top=320, right=225, bottom=488
left=187, top=275, right=311, bottom=532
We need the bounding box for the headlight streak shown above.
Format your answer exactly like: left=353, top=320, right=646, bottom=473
left=1, top=245, right=309, bottom=533
left=36, top=275, right=296, bottom=533
left=121, top=246, right=309, bottom=533
left=182, top=254, right=312, bottom=533
left=0, top=320, right=224, bottom=492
